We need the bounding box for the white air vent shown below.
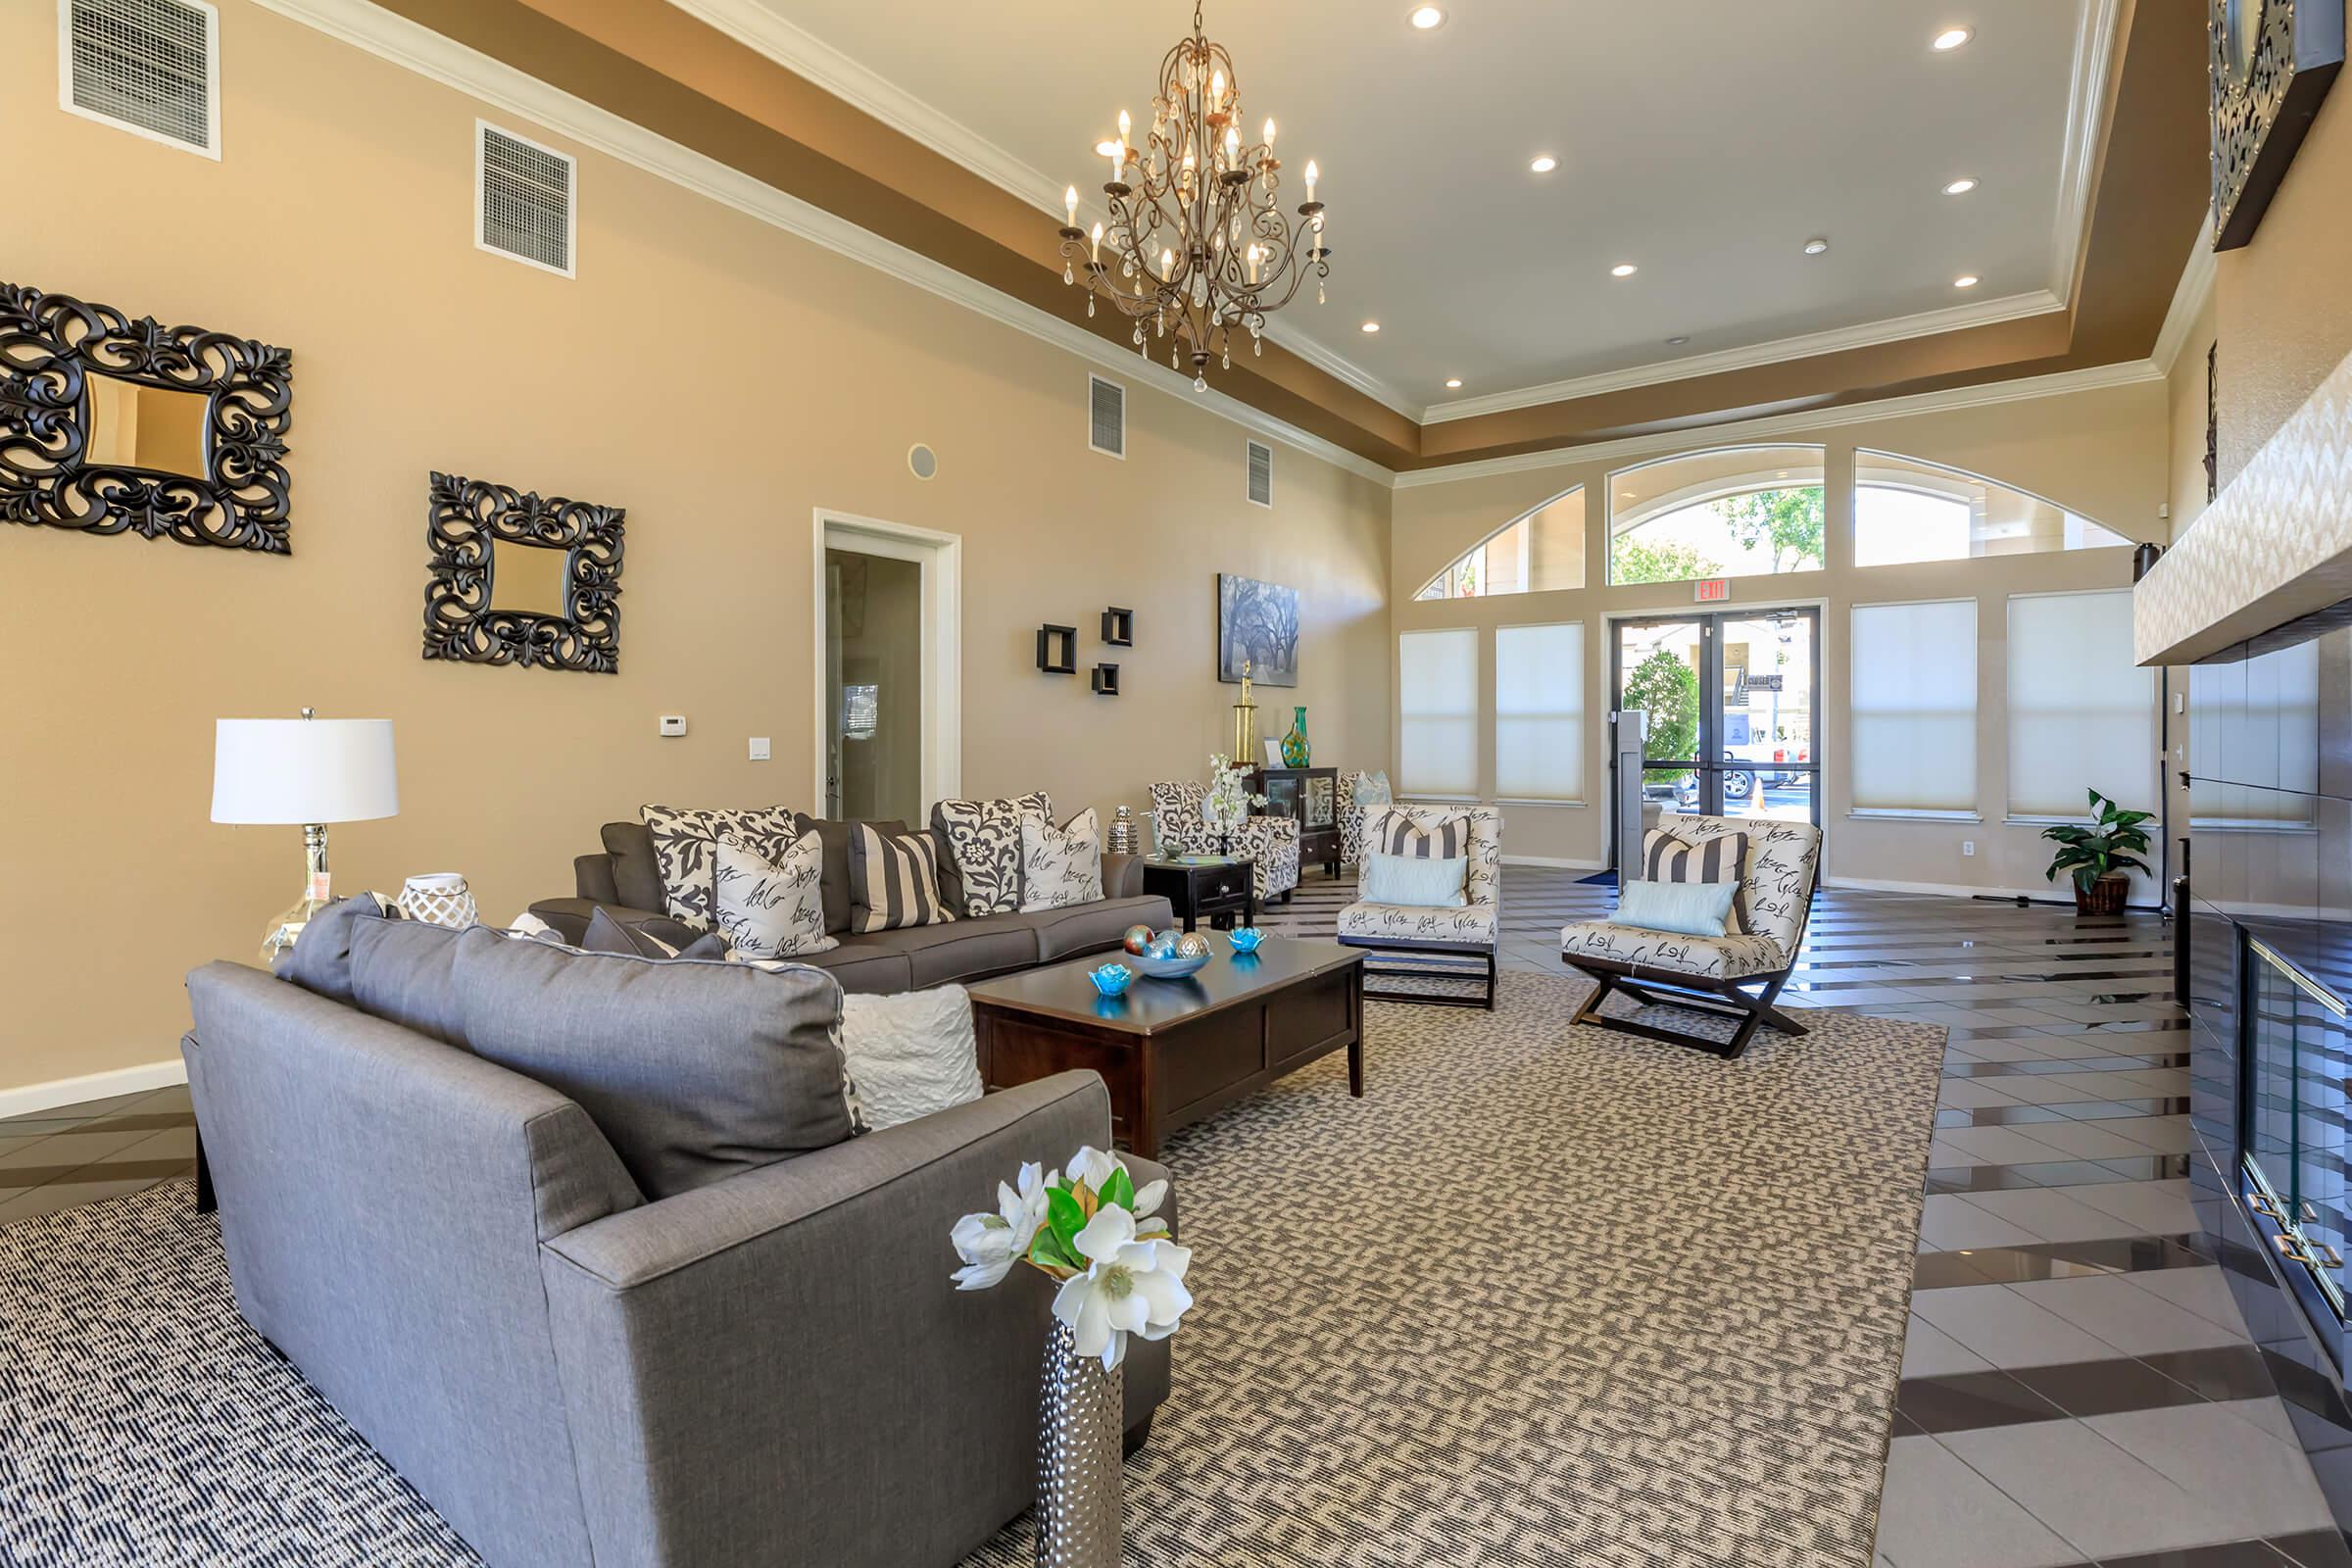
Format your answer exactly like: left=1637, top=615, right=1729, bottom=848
left=1246, top=439, right=1274, bottom=508
left=475, top=122, right=576, bottom=278
left=1088, top=375, right=1125, bottom=460
left=59, top=0, right=220, bottom=159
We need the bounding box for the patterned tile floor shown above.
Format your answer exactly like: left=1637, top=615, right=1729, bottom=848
left=6, top=872, right=2347, bottom=1565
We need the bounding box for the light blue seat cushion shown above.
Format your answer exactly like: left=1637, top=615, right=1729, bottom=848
left=1360, top=851, right=1468, bottom=908
left=1612, top=878, right=1740, bottom=939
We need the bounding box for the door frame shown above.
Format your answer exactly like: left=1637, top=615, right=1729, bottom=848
left=1604, top=597, right=1824, bottom=863
left=811, top=510, right=962, bottom=814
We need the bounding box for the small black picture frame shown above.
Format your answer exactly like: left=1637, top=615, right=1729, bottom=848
left=423, top=470, right=624, bottom=674
left=1037, top=624, right=1078, bottom=674
left=1102, top=607, right=1134, bottom=646
left=1092, top=662, right=1121, bottom=696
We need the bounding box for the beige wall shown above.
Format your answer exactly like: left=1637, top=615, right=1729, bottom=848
left=2166, top=290, right=2219, bottom=541
left=2213, top=1, right=2352, bottom=484
left=0, top=0, right=1389, bottom=1097
left=1391, top=379, right=2173, bottom=894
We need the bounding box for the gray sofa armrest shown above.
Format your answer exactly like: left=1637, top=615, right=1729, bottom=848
left=538, top=1072, right=1173, bottom=1568
left=1102, top=851, right=1144, bottom=900
left=525, top=897, right=672, bottom=945
left=574, top=852, right=621, bottom=906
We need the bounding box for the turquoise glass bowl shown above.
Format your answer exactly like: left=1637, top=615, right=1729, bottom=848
left=1227, top=927, right=1265, bottom=955
left=1088, top=962, right=1135, bottom=997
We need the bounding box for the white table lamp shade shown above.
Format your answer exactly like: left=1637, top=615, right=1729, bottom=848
left=212, top=718, right=400, bottom=825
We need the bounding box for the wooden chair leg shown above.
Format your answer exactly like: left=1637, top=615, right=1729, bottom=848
left=1483, top=950, right=1497, bottom=1010
left=1567, top=963, right=1616, bottom=1027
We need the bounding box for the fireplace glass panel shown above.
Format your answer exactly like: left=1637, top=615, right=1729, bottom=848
left=2244, top=937, right=2350, bottom=1322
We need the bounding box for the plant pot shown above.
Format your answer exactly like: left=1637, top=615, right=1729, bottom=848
left=2074, top=871, right=2129, bottom=916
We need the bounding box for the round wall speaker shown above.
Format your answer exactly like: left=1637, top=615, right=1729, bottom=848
left=906, top=443, right=939, bottom=480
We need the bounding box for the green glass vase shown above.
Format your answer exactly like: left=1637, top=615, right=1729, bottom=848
left=1281, top=706, right=1309, bottom=767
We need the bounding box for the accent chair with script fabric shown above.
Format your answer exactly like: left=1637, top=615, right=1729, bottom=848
left=1338, top=803, right=1501, bottom=1009
left=1147, top=779, right=1301, bottom=905
left=1558, top=814, right=1822, bottom=1058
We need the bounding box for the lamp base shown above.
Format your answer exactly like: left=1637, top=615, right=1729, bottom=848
left=261, top=824, right=334, bottom=965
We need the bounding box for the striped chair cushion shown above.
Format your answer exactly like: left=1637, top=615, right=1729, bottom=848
left=1640, top=827, right=1751, bottom=936
left=849, top=823, right=956, bottom=932
left=1373, top=812, right=1471, bottom=860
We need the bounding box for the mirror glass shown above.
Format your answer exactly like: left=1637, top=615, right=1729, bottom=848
left=491, top=539, right=571, bottom=616
left=82, top=372, right=210, bottom=477
left=2226, top=0, right=2265, bottom=84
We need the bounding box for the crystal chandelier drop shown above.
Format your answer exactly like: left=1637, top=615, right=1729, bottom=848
left=1058, top=0, right=1330, bottom=392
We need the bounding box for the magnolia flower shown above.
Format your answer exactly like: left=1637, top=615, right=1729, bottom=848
left=1067, top=1145, right=1121, bottom=1194
left=1051, top=1203, right=1195, bottom=1371
left=949, top=1161, right=1053, bottom=1291
left=1132, top=1175, right=1170, bottom=1238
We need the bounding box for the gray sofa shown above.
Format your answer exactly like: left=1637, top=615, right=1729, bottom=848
left=182, top=937, right=1173, bottom=1568
left=531, top=819, right=1168, bottom=995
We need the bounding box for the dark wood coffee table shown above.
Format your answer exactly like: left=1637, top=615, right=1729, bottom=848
left=968, top=939, right=1364, bottom=1157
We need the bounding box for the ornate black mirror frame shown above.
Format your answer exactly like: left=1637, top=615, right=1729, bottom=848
left=423, top=470, right=624, bottom=674
left=0, top=283, right=294, bottom=553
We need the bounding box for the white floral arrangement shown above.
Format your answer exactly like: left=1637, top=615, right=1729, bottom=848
left=950, top=1147, right=1194, bottom=1371
left=1200, top=753, right=1266, bottom=836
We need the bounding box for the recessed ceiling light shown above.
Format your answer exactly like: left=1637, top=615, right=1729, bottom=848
left=1408, top=5, right=1446, bottom=29
left=1942, top=176, right=1978, bottom=195
left=1802, top=236, right=1830, bottom=256
left=1610, top=263, right=1638, bottom=277
left=1932, top=25, right=1972, bottom=50
left=1445, top=377, right=1463, bottom=389
left=1529, top=154, right=1557, bottom=174
left=1953, top=274, right=1980, bottom=288
left=1665, top=335, right=1690, bottom=346
left=1361, top=320, right=1381, bottom=332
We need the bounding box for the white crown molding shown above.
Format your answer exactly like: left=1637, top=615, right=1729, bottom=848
left=2152, top=208, right=2218, bottom=374
left=248, top=0, right=1396, bottom=486
left=1394, top=359, right=2165, bottom=489
left=660, top=0, right=2114, bottom=431
left=1417, top=289, right=2065, bottom=424
left=2050, top=0, right=2124, bottom=302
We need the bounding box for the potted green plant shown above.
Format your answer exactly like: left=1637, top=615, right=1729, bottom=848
left=2039, top=789, right=2153, bottom=915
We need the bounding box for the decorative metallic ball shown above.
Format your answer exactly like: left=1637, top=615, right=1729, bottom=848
left=1121, top=924, right=1156, bottom=956
left=1147, top=936, right=1178, bottom=960
left=1155, top=928, right=1184, bottom=948
left=1173, top=932, right=1212, bottom=960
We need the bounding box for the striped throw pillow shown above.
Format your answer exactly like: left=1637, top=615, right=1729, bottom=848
left=1374, top=812, right=1470, bottom=859
left=1640, top=828, right=1751, bottom=936
left=849, top=823, right=955, bottom=932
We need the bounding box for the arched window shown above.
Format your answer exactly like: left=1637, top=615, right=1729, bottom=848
left=1414, top=486, right=1585, bottom=600
left=1606, top=446, right=1827, bottom=585
left=1854, top=451, right=2130, bottom=565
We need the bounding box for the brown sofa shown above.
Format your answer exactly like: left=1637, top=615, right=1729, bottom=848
left=530, top=819, right=1170, bottom=995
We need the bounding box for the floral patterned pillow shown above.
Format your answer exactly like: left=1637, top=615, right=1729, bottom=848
left=1018, top=808, right=1104, bottom=912
left=640, top=805, right=801, bottom=930
left=929, top=792, right=1053, bottom=916
left=712, top=831, right=837, bottom=960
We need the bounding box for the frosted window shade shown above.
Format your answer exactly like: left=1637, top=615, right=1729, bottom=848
left=1398, top=628, right=1478, bottom=797
left=2006, top=591, right=2157, bottom=818
left=1494, top=622, right=1584, bottom=802
left=1850, top=602, right=1977, bottom=813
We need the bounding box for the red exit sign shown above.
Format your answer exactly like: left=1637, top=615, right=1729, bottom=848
left=1693, top=578, right=1731, bottom=603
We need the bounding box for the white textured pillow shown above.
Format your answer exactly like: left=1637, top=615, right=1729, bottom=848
left=838, top=985, right=982, bottom=1130
left=1019, top=808, right=1104, bottom=912
left=713, top=831, right=838, bottom=959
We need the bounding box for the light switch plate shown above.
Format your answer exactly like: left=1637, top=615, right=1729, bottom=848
left=748, top=736, right=771, bottom=761
left=659, top=714, right=688, bottom=738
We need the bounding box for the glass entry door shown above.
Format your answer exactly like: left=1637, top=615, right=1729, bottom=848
left=1611, top=607, right=1820, bottom=854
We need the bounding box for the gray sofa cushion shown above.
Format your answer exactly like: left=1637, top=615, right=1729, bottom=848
left=450, top=927, right=854, bottom=1199
left=848, top=912, right=1042, bottom=989
left=793, top=814, right=908, bottom=935
left=797, top=943, right=915, bottom=996
left=273, top=894, right=398, bottom=1004
left=582, top=906, right=729, bottom=960
left=348, top=916, right=467, bottom=1048
left=1031, top=894, right=1176, bottom=962
left=600, top=821, right=667, bottom=914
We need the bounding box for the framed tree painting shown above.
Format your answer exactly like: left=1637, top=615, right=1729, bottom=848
left=1217, top=572, right=1298, bottom=687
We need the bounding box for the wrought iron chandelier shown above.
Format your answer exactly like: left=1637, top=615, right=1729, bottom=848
left=1057, top=1, right=1330, bottom=392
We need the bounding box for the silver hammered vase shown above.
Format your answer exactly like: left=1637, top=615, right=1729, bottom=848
left=1035, top=1322, right=1123, bottom=1567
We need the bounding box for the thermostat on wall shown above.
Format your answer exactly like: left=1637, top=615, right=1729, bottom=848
left=659, top=715, right=688, bottom=738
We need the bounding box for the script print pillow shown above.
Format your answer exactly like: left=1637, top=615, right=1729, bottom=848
left=1018, top=808, right=1103, bottom=912
left=929, top=792, right=1052, bottom=917
left=713, top=831, right=837, bottom=959
left=641, top=805, right=800, bottom=930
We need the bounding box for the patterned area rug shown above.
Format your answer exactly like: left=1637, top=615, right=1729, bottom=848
left=0, top=971, right=1942, bottom=1567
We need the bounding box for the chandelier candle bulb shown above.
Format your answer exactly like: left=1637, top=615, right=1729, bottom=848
left=1064, top=186, right=1079, bottom=227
